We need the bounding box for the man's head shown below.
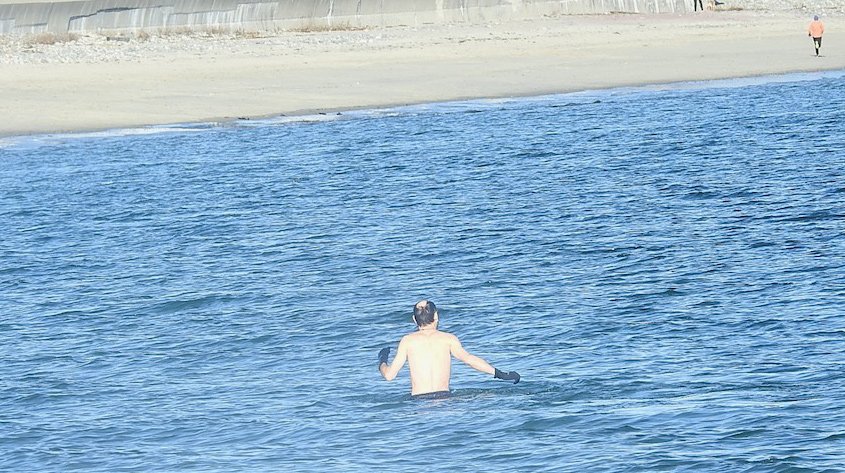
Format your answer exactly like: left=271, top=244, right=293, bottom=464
left=413, top=300, right=438, bottom=327
left=814, top=15, right=819, bottom=20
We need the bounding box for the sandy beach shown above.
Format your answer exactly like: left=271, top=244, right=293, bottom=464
left=1, top=10, right=843, bottom=137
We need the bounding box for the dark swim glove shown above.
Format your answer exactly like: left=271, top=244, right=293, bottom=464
left=494, top=368, right=520, bottom=384
left=378, top=347, right=390, bottom=366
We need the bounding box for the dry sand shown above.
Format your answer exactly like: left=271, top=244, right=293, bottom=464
left=1, top=11, right=843, bottom=137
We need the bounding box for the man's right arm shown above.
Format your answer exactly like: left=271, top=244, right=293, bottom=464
left=448, top=335, right=496, bottom=375
left=449, top=335, right=520, bottom=383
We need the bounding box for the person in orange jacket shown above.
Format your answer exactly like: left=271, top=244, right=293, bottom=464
left=808, top=15, right=825, bottom=57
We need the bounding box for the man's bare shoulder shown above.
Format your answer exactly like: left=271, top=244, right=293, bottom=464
left=404, top=330, right=459, bottom=342
left=438, top=331, right=460, bottom=343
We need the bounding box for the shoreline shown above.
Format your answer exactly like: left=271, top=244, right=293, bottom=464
left=1, top=11, right=844, bottom=138
left=3, top=68, right=844, bottom=144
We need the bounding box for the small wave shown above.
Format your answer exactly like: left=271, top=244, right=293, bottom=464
left=682, top=190, right=722, bottom=200
left=517, top=415, right=580, bottom=431
left=0, top=124, right=214, bottom=150
left=775, top=211, right=843, bottom=223
left=246, top=112, right=347, bottom=127
left=145, top=294, right=239, bottom=315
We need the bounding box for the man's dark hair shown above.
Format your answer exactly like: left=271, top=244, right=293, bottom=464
left=413, top=300, right=437, bottom=326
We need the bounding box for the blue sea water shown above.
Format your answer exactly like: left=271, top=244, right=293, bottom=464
left=2, top=71, right=845, bottom=472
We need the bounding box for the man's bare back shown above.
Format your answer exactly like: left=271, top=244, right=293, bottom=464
left=378, top=300, right=520, bottom=396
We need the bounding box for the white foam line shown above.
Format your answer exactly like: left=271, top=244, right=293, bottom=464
left=1, top=123, right=216, bottom=151
left=245, top=113, right=346, bottom=126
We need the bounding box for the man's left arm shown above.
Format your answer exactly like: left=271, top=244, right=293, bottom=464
left=378, top=337, right=408, bottom=381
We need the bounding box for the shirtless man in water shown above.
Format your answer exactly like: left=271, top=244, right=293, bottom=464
left=378, top=300, right=520, bottom=397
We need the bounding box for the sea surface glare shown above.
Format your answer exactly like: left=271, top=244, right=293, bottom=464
left=2, top=72, right=845, bottom=472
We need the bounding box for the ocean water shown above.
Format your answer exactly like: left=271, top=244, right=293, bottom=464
left=2, top=71, right=845, bottom=472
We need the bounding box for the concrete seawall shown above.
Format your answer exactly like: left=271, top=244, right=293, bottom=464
left=0, top=0, right=690, bottom=35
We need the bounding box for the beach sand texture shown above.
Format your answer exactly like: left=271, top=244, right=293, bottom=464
left=1, top=9, right=843, bottom=137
